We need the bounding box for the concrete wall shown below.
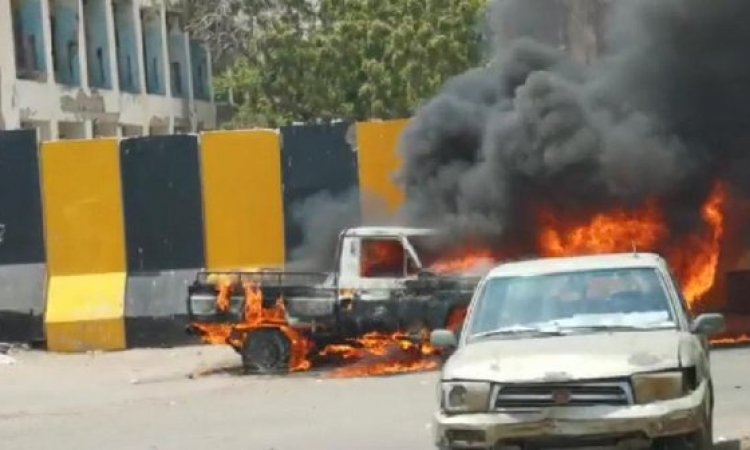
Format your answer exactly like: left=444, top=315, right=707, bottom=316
left=0, top=130, right=46, bottom=343
left=83, top=0, right=112, bottom=89
left=50, top=0, right=81, bottom=86
left=42, top=138, right=127, bottom=351
left=0, top=121, right=400, bottom=349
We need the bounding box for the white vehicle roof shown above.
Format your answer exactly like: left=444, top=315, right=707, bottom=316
left=487, top=253, right=668, bottom=278
left=341, top=226, right=436, bottom=237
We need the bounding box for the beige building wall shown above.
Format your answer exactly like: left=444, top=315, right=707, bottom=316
left=0, top=0, right=216, bottom=140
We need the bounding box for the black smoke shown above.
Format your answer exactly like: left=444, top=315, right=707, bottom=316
left=396, top=0, right=750, bottom=254
left=287, top=188, right=362, bottom=271
left=287, top=188, right=396, bottom=271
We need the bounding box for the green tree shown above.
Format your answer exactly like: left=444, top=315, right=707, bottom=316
left=213, top=0, right=486, bottom=128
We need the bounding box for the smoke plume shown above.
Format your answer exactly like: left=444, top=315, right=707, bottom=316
left=287, top=188, right=362, bottom=271
left=287, top=188, right=395, bottom=271
left=397, top=0, right=750, bottom=255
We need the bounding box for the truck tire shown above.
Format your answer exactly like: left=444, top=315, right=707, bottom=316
left=241, top=328, right=291, bottom=375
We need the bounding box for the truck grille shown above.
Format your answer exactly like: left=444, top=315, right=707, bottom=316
left=493, top=381, right=632, bottom=409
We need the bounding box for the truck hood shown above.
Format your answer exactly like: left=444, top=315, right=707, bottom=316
left=443, top=329, right=686, bottom=383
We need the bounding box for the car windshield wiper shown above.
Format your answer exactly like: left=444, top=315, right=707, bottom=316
left=471, top=326, right=566, bottom=340
left=561, top=323, right=675, bottom=332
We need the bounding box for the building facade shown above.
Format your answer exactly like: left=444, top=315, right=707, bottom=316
left=0, top=0, right=216, bottom=140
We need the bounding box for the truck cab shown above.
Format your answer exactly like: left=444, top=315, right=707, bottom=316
left=334, top=226, right=439, bottom=294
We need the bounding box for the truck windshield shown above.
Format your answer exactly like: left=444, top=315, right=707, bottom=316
left=408, top=235, right=445, bottom=268
left=466, top=267, right=677, bottom=340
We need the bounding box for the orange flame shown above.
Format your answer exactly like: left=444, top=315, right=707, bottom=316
left=324, top=332, right=440, bottom=379
left=537, top=183, right=727, bottom=311
left=669, top=184, right=726, bottom=307
left=430, top=249, right=496, bottom=275
left=192, top=323, right=233, bottom=346
left=361, top=240, right=405, bottom=277
left=711, top=334, right=750, bottom=347
left=193, top=182, right=738, bottom=374
left=538, top=200, right=668, bottom=259
left=195, top=282, right=445, bottom=375
left=445, top=307, right=468, bottom=334
left=216, top=283, right=231, bottom=313
left=195, top=281, right=313, bottom=372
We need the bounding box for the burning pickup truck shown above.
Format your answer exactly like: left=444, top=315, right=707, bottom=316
left=186, top=227, right=488, bottom=374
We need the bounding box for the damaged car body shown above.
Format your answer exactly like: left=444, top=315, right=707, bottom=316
left=430, top=253, right=725, bottom=450
left=186, top=227, right=482, bottom=373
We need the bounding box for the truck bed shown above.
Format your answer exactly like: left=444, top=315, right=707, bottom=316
left=187, top=270, right=335, bottom=323
left=187, top=269, right=480, bottom=341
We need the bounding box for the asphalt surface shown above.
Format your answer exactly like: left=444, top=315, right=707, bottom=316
left=0, top=345, right=748, bottom=450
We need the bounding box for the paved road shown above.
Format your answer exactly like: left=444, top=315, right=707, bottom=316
left=0, top=345, right=748, bottom=450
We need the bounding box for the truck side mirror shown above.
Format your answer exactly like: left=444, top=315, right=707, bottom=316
left=691, top=313, right=726, bottom=336
left=431, top=329, right=458, bottom=349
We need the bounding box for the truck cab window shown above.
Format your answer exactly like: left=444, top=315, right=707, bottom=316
left=360, top=239, right=405, bottom=278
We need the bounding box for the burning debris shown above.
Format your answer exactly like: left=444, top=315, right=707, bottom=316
left=536, top=182, right=727, bottom=309
left=319, top=332, right=440, bottom=379
left=194, top=280, right=443, bottom=378
left=193, top=279, right=313, bottom=373
left=187, top=227, right=480, bottom=377
left=396, top=0, right=750, bottom=335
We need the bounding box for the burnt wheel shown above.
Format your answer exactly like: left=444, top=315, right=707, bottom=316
left=241, top=328, right=291, bottom=375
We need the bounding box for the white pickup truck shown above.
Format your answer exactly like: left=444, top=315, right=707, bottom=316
left=431, top=252, right=725, bottom=450
left=187, top=226, right=484, bottom=373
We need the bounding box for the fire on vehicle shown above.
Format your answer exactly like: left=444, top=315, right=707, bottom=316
left=185, top=226, right=489, bottom=375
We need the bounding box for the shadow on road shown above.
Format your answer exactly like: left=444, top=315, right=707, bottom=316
left=716, top=439, right=747, bottom=449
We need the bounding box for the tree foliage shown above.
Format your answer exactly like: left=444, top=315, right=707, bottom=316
left=204, top=0, right=487, bottom=127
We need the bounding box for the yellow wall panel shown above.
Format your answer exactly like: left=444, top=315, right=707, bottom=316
left=41, top=139, right=126, bottom=275
left=200, top=130, right=285, bottom=270
left=356, top=120, right=409, bottom=221
left=45, top=272, right=126, bottom=352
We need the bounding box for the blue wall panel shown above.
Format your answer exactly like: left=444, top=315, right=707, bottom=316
left=119, top=135, right=204, bottom=271
left=0, top=130, right=45, bottom=265
left=0, top=130, right=46, bottom=343
left=119, top=135, right=204, bottom=348
left=280, top=122, right=361, bottom=259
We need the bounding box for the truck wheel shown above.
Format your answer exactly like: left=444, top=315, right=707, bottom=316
left=241, top=329, right=291, bottom=375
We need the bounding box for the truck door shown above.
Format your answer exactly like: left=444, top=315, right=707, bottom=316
left=337, top=236, right=419, bottom=294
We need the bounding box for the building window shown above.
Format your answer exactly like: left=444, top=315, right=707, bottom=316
left=126, top=55, right=133, bottom=88
left=96, top=47, right=105, bottom=84
left=171, top=62, right=182, bottom=95
left=12, top=0, right=47, bottom=80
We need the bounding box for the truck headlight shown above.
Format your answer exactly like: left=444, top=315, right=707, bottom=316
left=632, top=371, right=685, bottom=404
left=441, top=382, right=491, bottom=413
